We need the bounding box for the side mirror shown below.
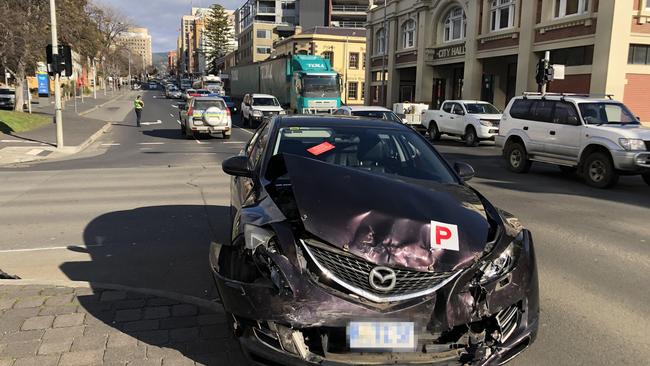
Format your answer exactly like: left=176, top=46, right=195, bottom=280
left=222, top=156, right=254, bottom=178
left=454, top=162, right=475, bottom=181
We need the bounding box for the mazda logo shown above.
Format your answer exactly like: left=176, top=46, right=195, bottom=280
left=368, top=266, right=397, bottom=292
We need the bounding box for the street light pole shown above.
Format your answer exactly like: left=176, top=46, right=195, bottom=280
left=49, top=0, right=64, bottom=148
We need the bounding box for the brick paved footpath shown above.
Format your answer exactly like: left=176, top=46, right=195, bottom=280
left=0, top=284, right=247, bottom=366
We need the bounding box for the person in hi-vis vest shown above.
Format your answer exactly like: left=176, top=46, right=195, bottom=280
left=134, top=95, right=144, bottom=127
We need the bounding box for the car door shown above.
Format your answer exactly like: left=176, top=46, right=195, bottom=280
left=232, top=123, right=270, bottom=222
left=449, top=103, right=466, bottom=134
left=546, top=101, right=582, bottom=161
left=437, top=102, right=454, bottom=132
left=524, top=100, right=556, bottom=156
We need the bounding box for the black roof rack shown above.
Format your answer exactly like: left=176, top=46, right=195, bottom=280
left=522, top=92, right=614, bottom=100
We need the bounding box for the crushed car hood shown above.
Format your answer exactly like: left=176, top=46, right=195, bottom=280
left=282, top=154, right=492, bottom=273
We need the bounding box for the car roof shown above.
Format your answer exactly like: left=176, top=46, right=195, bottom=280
left=251, top=94, right=276, bottom=98
left=445, top=100, right=491, bottom=104
left=192, top=96, right=224, bottom=101
left=341, top=106, right=392, bottom=112
left=275, top=115, right=406, bottom=129
left=513, top=95, right=616, bottom=103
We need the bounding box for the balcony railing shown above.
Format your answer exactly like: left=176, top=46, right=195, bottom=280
left=335, top=21, right=366, bottom=28
left=257, top=6, right=276, bottom=13
left=332, top=5, right=367, bottom=12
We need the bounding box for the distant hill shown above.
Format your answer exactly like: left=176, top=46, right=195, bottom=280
left=151, top=52, right=169, bottom=74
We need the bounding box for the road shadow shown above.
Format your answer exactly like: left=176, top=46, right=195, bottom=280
left=58, top=204, right=247, bottom=364
left=142, top=129, right=189, bottom=140
left=440, top=150, right=650, bottom=209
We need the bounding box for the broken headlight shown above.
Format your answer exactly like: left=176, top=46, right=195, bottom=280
left=478, top=231, right=523, bottom=284
left=244, top=224, right=274, bottom=251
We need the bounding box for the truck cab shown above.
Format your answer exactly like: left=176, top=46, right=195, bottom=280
left=290, top=55, right=341, bottom=114
left=421, top=100, right=502, bottom=146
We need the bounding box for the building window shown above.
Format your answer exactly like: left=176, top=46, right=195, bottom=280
left=322, top=51, right=334, bottom=67
left=349, top=53, right=359, bottom=69
left=554, top=0, right=589, bottom=18
left=256, top=30, right=269, bottom=39
left=444, top=7, right=466, bottom=42
left=361, top=82, right=365, bottom=99
left=362, top=53, right=366, bottom=68
left=550, top=45, right=593, bottom=66
left=256, top=47, right=271, bottom=54
left=402, top=19, right=416, bottom=49
left=375, top=28, right=386, bottom=55
left=490, top=0, right=515, bottom=31
left=348, top=82, right=358, bottom=100
left=628, top=44, right=650, bottom=65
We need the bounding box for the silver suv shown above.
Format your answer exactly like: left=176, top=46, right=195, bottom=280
left=0, top=87, right=16, bottom=110
left=496, top=93, right=650, bottom=188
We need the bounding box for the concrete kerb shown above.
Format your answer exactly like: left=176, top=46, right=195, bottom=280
left=0, top=279, right=223, bottom=312
left=57, top=122, right=113, bottom=154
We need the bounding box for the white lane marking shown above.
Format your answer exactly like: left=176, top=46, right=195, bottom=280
left=237, top=126, right=254, bottom=135
left=176, top=120, right=181, bottom=125
left=1, top=140, right=44, bottom=144
left=223, top=142, right=244, bottom=144
left=100, top=143, right=121, bottom=146
left=169, top=113, right=174, bottom=117
left=138, top=142, right=165, bottom=145
left=194, top=136, right=204, bottom=144
left=140, top=120, right=162, bottom=125
left=26, top=149, right=43, bottom=156
left=0, top=244, right=104, bottom=253
left=140, top=147, right=153, bottom=150
left=171, top=105, right=178, bottom=109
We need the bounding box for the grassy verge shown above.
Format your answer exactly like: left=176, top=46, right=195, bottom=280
left=0, top=110, right=50, bottom=134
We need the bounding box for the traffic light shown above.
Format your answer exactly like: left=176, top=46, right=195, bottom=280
left=535, top=58, right=554, bottom=86
left=46, top=44, right=73, bottom=77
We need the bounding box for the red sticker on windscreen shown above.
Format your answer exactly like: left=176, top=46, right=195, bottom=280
left=307, top=142, right=335, bottom=156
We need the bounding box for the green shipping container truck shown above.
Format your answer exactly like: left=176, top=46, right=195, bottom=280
left=230, top=55, right=341, bottom=114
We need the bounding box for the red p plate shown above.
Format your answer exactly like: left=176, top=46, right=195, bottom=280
left=307, top=142, right=335, bottom=156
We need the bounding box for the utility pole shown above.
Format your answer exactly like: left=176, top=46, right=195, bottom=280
left=49, top=0, right=64, bottom=148
left=93, top=58, right=97, bottom=99
left=541, top=51, right=550, bottom=94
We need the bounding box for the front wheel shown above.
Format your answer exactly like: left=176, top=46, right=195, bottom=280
left=464, top=127, right=479, bottom=147
left=641, top=172, right=650, bottom=186
left=428, top=122, right=441, bottom=141
left=505, top=142, right=531, bottom=173
left=582, top=152, right=619, bottom=188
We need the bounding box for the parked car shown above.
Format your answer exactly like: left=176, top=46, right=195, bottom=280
left=179, top=96, right=231, bottom=139
left=181, top=88, right=196, bottom=100
left=213, top=115, right=539, bottom=366
left=422, top=100, right=502, bottom=146
left=0, top=87, right=16, bottom=110
left=496, top=93, right=650, bottom=188
left=333, top=106, right=403, bottom=123
left=221, top=96, right=237, bottom=113
left=240, top=93, right=285, bottom=128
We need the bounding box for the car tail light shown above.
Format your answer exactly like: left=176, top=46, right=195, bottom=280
left=226, top=108, right=231, bottom=116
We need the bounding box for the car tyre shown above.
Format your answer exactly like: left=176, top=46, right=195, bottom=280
left=643, top=173, right=650, bottom=186
left=583, top=152, right=619, bottom=188
left=464, top=126, right=479, bottom=147
left=428, top=122, right=441, bottom=141
left=558, top=165, right=577, bottom=175
left=505, top=141, right=532, bottom=173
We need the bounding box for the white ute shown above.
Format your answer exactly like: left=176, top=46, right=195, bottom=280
left=421, top=100, right=502, bottom=146
left=496, top=93, right=650, bottom=188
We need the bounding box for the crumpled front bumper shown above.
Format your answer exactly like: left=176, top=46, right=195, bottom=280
left=209, top=227, right=539, bottom=365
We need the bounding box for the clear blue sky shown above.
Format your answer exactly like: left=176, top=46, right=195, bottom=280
left=96, top=0, right=241, bottom=53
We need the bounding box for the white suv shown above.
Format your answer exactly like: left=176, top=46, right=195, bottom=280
left=421, top=100, right=502, bottom=146
left=496, top=94, right=650, bottom=188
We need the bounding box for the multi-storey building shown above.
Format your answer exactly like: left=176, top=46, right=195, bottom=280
left=235, top=0, right=369, bottom=65
left=273, top=27, right=367, bottom=104
left=167, top=51, right=177, bottom=75
left=365, top=0, right=650, bottom=121
left=116, top=28, right=153, bottom=71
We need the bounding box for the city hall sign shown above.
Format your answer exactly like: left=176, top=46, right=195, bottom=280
left=434, top=44, right=466, bottom=60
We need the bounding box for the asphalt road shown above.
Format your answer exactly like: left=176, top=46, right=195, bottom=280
left=0, top=90, right=648, bottom=365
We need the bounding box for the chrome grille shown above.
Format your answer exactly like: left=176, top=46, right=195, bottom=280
left=302, top=241, right=459, bottom=302
left=263, top=111, right=278, bottom=117
left=495, top=305, right=520, bottom=343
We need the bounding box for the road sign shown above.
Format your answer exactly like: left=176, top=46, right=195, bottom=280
left=552, top=64, right=565, bottom=80
left=37, top=72, right=49, bottom=97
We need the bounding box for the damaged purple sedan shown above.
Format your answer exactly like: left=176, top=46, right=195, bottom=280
left=210, top=116, right=539, bottom=365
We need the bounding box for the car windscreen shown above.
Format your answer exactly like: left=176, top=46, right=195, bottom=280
left=193, top=100, right=226, bottom=110
left=0, top=89, right=15, bottom=95
left=578, top=102, right=638, bottom=125
left=351, top=111, right=402, bottom=122
left=221, top=96, right=232, bottom=103
left=271, top=126, right=456, bottom=184
left=464, top=103, right=500, bottom=114
left=252, top=97, right=279, bottom=106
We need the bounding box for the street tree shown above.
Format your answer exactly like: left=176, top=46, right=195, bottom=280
left=204, top=4, right=233, bottom=75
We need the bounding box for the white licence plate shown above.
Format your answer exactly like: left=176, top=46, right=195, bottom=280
left=348, top=321, right=415, bottom=350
